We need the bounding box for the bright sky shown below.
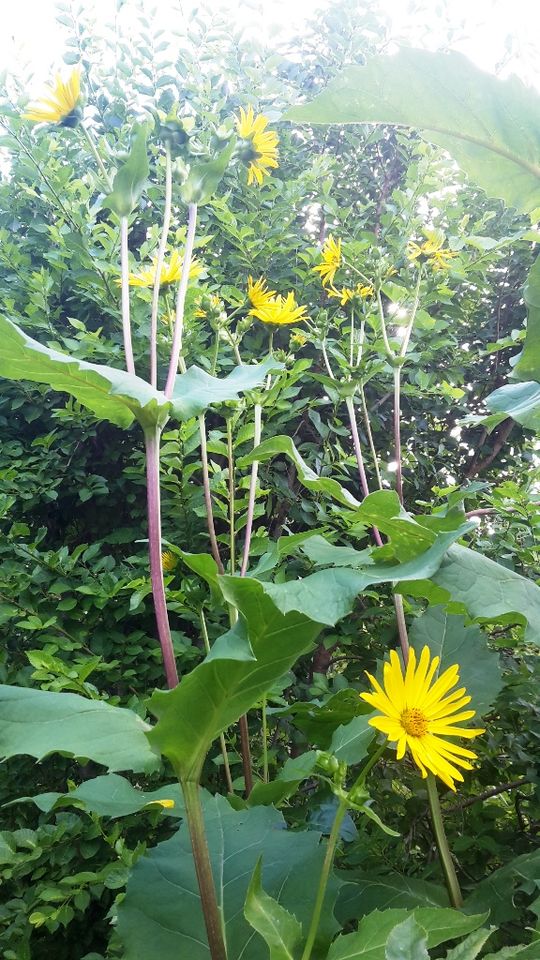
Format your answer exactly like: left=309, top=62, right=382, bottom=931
left=1, top=0, right=539, bottom=91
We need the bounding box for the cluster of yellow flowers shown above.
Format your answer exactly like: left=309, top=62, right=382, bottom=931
left=127, top=251, right=203, bottom=289
left=362, top=645, right=484, bottom=791
left=312, top=235, right=374, bottom=305
left=407, top=233, right=457, bottom=270
left=247, top=276, right=308, bottom=326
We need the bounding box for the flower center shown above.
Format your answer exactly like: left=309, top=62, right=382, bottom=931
left=400, top=707, right=428, bottom=737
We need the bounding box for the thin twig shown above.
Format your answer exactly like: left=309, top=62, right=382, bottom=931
left=165, top=203, right=198, bottom=398
left=150, top=146, right=172, bottom=388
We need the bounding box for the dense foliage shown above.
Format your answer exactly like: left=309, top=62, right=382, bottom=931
left=0, top=2, right=539, bottom=959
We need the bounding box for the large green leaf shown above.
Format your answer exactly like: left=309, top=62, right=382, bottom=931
left=464, top=850, right=540, bottom=925
left=272, top=690, right=368, bottom=749
left=0, top=686, right=158, bottom=773
left=330, top=715, right=375, bottom=765
left=170, top=356, right=282, bottom=421
left=260, top=523, right=474, bottom=626
left=148, top=576, right=322, bottom=780
left=484, top=381, right=540, bottom=432
left=415, top=545, right=540, bottom=645
left=327, top=908, right=487, bottom=960
left=181, top=139, right=236, bottom=205
left=244, top=857, right=303, bottom=960
left=104, top=122, right=150, bottom=216
left=409, top=607, right=503, bottom=716
left=0, top=315, right=169, bottom=430
left=513, top=255, right=540, bottom=382
left=337, top=874, right=448, bottom=924
left=285, top=49, right=540, bottom=214
left=9, top=774, right=182, bottom=818
left=117, top=797, right=341, bottom=960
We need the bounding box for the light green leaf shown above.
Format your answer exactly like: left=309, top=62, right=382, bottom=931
left=0, top=316, right=169, bottom=430
left=117, top=797, right=341, bottom=960
left=171, top=356, right=282, bottom=421
left=8, top=774, right=183, bottom=818
left=445, top=929, right=495, bottom=959
left=261, top=523, right=474, bottom=626
left=244, top=857, right=303, bottom=960
left=328, top=908, right=487, bottom=960
left=384, top=916, right=429, bottom=960
left=0, top=686, right=159, bottom=773
left=409, top=607, right=503, bottom=716
left=484, top=381, right=540, bottom=432
left=336, top=874, right=448, bottom=924
left=104, top=122, right=150, bottom=216
left=285, top=49, right=540, bottom=214
left=483, top=943, right=540, bottom=959
left=147, top=577, right=322, bottom=780
left=330, top=715, right=375, bottom=765
left=181, top=139, right=236, bottom=205
left=248, top=751, right=319, bottom=807
left=424, top=545, right=540, bottom=645
left=513, top=255, right=540, bottom=382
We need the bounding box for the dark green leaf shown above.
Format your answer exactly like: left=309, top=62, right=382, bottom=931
left=104, top=122, right=150, bottom=216
left=9, top=774, right=183, bottom=818
left=181, top=140, right=236, bottom=205
left=327, top=908, right=487, bottom=959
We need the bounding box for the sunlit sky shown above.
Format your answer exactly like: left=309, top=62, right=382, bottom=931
left=1, top=0, right=540, bottom=92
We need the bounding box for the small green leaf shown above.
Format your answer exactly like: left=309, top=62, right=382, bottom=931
left=181, top=139, right=236, bottom=205
left=384, top=916, right=429, bottom=960
left=244, top=857, right=303, bottom=960
left=104, top=122, right=150, bottom=216
left=328, top=908, right=488, bottom=960
left=445, top=929, right=495, bottom=959
left=0, top=686, right=159, bottom=773
left=330, top=715, right=375, bottom=766
left=10, top=774, right=183, bottom=818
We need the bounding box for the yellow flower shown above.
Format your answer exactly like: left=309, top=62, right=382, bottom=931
left=313, top=235, right=342, bottom=288
left=407, top=231, right=457, bottom=271
left=127, top=251, right=202, bottom=288
left=290, top=332, right=308, bottom=348
left=161, top=550, right=177, bottom=572
left=195, top=294, right=222, bottom=318
left=250, top=291, right=308, bottom=326
left=361, top=646, right=484, bottom=791
left=236, top=106, right=279, bottom=186
left=329, top=283, right=374, bottom=305
left=24, top=68, right=82, bottom=126
left=247, top=275, right=277, bottom=310
left=146, top=798, right=175, bottom=809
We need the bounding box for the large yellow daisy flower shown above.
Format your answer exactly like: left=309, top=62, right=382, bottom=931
left=24, top=68, right=82, bottom=126
left=407, top=232, right=457, bottom=271
left=127, top=251, right=202, bottom=288
left=236, top=106, right=279, bottom=186
left=313, top=235, right=342, bottom=288
left=250, top=291, right=308, bottom=326
left=361, top=646, right=484, bottom=791
left=247, top=275, right=276, bottom=310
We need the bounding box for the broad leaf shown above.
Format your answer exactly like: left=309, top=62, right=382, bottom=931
left=273, top=689, right=368, bottom=749
left=0, top=686, right=159, bottom=773
left=0, top=315, right=169, bottom=430
left=513, top=255, right=540, bottom=382
left=9, top=774, right=182, bottom=818
left=483, top=943, right=540, bottom=959
left=244, top=857, right=303, bottom=960
left=248, top=751, right=319, bottom=807
left=330, top=715, right=375, bottom=765
left=327, top=908, right=487, bottom=960
left=337, top=873, right=448, bottom=924
left=285, top=49, right=540, bottom=214
left=261, top=523, right=474, bottom=626
left=445, top=929, right=495, bottom=959
left=148, top=577, right=322, bottom=780
left=409, top=607, right=503, bottom=716
left=484, top=381, right=540, bottom=432
left=465, top=850, right=540, bottom=924
left=117, top=797, right=341, bottom=960
left=104, top=122, right=149, bottom=216
left=384, top=916, right=429, bottom=960
left=171, top=356, right=282, bottom=421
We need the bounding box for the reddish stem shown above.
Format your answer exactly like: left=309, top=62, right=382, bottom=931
left=145, top=429, right=179, bottom=689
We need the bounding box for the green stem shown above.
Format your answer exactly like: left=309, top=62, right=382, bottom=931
left=226, top=418, right=235, bottom=573
left=301, top=798, right=348, bottom=960
left=80, top=123, right=113, bottom=191
left=211, top=331, right=220, bottom=376
left=261, top=695, right=269, bottom=783
left=426, top=774, right=463, bottom=908
left=181, top=779, right=228, bottom=960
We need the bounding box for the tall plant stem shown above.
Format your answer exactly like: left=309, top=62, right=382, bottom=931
left=200, top=608, right=233, bottom=794
left=181, top=779, right=228, bottom=960
left=165, top=202, right=198, bottom=398
left=426, top=774, right=463, bottom=908
left=80, top=124, right=113, bottom=190
left=359, top=384, right=383, bottom=490
left=300, top=798, right=348, bottom=960
left=226, top=418, right=236, bottom=572
left=199, top=415, right=225, bottom=574
left=150, top=146, right=172, bottom=388
left=393, top=365, right=403, bottom=505
left=261, top=695, right=269, bottom=783
left=144, top=429, right=178, bottom=688
left=240, top=403, right=262, bottom=576
left=120, top=216, right=136, bottom=375
left=345, top=395, right=383, bottom=548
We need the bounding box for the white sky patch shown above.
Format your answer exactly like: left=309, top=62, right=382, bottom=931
left=2, top=0, right=539, bottom=91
